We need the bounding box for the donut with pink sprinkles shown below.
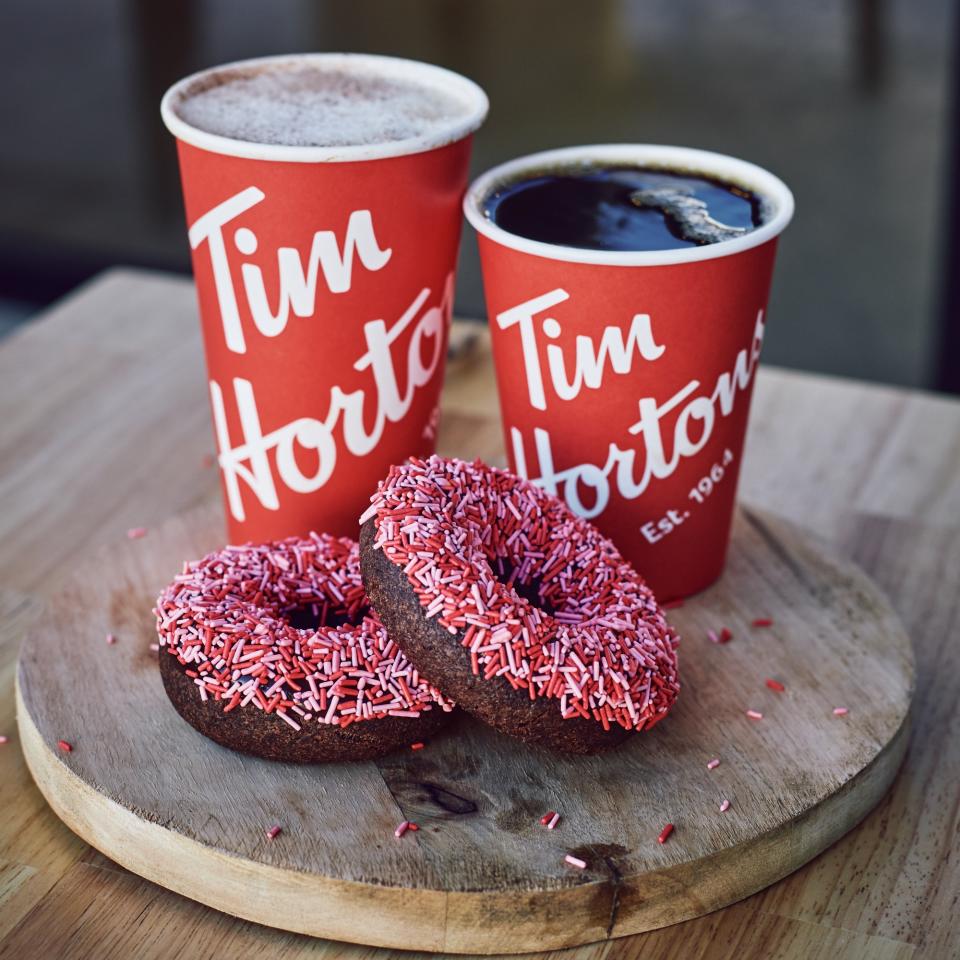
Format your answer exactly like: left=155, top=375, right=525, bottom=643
left=155, top=533, right=454, bottom=763
left=359, top=456, right=680, bottom=754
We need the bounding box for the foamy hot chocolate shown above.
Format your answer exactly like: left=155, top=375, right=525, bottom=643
left=173, top=58, right=474, bottom=148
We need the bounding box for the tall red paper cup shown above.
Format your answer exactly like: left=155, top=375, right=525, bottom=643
left=464, top=145, right=794, bottom=600
left=161, top=54, right=487, bottom=543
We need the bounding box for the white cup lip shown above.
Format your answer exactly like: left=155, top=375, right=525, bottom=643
left=161, top=52, right=489, bottom=163
left=463, top=143, right=795, bottom=266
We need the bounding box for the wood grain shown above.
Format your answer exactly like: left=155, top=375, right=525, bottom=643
left=16, top=499, right=912, bottom=952
left=1, top=269, right=958, bottom=958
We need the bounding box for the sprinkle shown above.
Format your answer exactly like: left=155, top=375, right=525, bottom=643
left=719, top=799, right=731, bottom=813
left=662, top=599, right=685, bottom=610
left=265, top=824, right=282, bottom=840
left=833, top=707, right=849, bottom=716
left=765, top=678, right=785, bottom=693
left=564, top=854, right=587, bottom=869
left=127, top=527, right=147, bottom=540
left=752, top=618, right=773, bottom=627
left=395, top=821, right=411, bottom=838
left=746, top=709, right=763, bottom=720
left=407, top=822, right=420, bottom=832
left=706, top=758, right=720, bottom=770
left=657, top=823, right=674, bottom=844
left=410, top=742, right=425, bottom=751
left=149, top=643, right=160, bottom=652
left=57, top=739, right=73, bottom=753
left=719, top=627, right=733, bottom=643
left=105, top=633, right=117, bottom=645
left=540, top=811, right=555, bottom=825
left=708, top=629, right=720, bottom=644
left=0, top=736, right=9, bottom=744
left=546, top=812, right=561, bottom=830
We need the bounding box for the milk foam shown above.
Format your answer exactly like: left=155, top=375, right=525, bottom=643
left=174, top=60, right=472, bottom=148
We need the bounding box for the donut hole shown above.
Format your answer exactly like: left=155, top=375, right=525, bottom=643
left=282, top=601, right=370, bottom=631
left=491, top=555, right=557, bottom=618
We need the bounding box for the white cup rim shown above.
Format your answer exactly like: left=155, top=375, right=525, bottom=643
left=161, top=52, right=489, bottom=163
left=463, top=144, right=795, bottom=266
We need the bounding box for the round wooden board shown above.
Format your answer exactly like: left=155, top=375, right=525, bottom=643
left=17, top=504, right=913, bottom=954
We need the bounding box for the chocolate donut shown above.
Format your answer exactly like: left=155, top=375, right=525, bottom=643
left=359, top=456, right=680, bottom=754
left=155, top=533, right=454, bottom=763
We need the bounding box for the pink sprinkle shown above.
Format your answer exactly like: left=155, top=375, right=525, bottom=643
left=706, top=758, right=720, bottom=770
left=0, top=736, right=9, bottom=745
left=752, top=618, right=774, bottom=627
left=57, top=739, right=73, bottom=753
left=833, top=707, right=849, bottom=716
left=105, top=633, right=117, bottom=645
left=719, top=799, right=731, bottom=813
left=127, top=527, right=147, bottom=540
left=149, top=643, right=160, bottom=652
left=395, top=821, right=411, bottom=838
left=746, top=709, right=763, bottom=720
left=410, top=742, right=425, bottom=751
left=265, top=825, right=282, bottom=840
left=546, top=812, right=561, bottom=830
left=657, top=823, right=674, bottom=844
left=708, top=629, right=720, bottom=644
left=564, top=854, right=587, bottom=869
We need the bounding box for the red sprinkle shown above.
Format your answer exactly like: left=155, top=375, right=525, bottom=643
left=540, top=811, right=555, bottom=826
left=719, top=799, right=731, bottom=813
left=746, top=709, right=763, bottom=720
left=765, top=678, right=786, bottom=693
left=57, top=739, right=73, bottom=753
left=410, top=742, right=425, bottom=751
left=127, top=527, right=148, bottom=540
left=657, top=823, right=674, bottom=844
left=407, top=822, right=420, bottom=832
left=564, top=854, right=587, bottom=869
left=833, top=707, right=849, bottom=716
left=752, top=618, right=774, bottom=627
left=265, top=824, right=282, bottom=840
left=719, top=628, right=733, bottom=643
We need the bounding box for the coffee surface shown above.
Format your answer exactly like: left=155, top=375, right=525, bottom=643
left=484, top=166, right=765, bottom=251
left=175, top=60, right=469, bottom=148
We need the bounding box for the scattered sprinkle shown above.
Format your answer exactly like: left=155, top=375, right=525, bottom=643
left=706, top=758, right=720, bottom=770
left=149, top=643, right=160, bottom=652
left=662, top=599, right=685, bottom=610
left=833, top=707, right=849, bottom=716
left=752, top=618, right=773, bottom=627
left=765, top=678, right=785, bottom=693
left=719, top=799, right=731, bottom=813
left=0, top=736, right=9, bottom=745
left=540, top=811, right=555, bottom=826
left=658, top=823, right=674, bottom=844
left=105, top=633, right=117, bottom=645
left=546, top=812, right=561, bottom=830
left=265, top=824, right=282, bottom=840
left=564, top=854, right=587, bottom=869
left=410, top=742, right=425, bottom=751
left=57, top=739, right=73, bottom=753
left=407, top=822, right=420, bottom=832
left=395, top=821, right=411, bottom=838
left=746, top=709, right=763, bottom=720
left=719, top=627, right=733, bottom=643
left=127, top=527, right=148, bottom=540
left=708, top=629, right=720, bottom=644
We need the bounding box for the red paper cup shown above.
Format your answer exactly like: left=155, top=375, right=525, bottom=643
left=161, top=54, right=487, bottom=543
left=464, top=145, right=794, bottom=600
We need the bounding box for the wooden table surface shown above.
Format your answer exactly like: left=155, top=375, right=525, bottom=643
left=1, top=269, right=958, bottom=960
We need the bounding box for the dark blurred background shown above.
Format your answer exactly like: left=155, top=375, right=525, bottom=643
left=1, top=0, right=958, bottom=390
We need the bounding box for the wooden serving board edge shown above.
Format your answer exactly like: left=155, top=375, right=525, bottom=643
left=15, top=672, right=911, bottom=955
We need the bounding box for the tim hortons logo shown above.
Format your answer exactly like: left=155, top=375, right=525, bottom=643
left=189, top=186, right=449, bottom=522
left=497, top=288, right=764, bottom=518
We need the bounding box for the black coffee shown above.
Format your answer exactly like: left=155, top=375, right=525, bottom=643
left=483, top=165, right=766, bottom=252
